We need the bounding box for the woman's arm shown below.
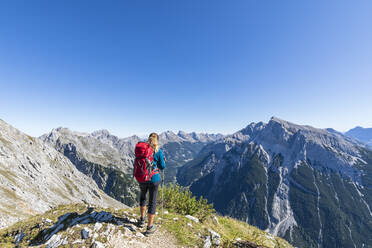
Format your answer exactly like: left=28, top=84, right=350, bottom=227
left=157, top=149, right=166, bottom=170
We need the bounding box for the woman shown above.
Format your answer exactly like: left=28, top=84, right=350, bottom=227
left=138, top=132, right=166, bottom=236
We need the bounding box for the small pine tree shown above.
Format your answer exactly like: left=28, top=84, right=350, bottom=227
left=158, top=184, right=215, bottom=221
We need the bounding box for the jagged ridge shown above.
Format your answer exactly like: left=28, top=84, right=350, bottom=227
left=178, top=117, right=372, bottom=248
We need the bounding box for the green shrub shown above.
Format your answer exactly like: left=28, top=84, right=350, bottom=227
left=157, top=184, right=215, bottom=221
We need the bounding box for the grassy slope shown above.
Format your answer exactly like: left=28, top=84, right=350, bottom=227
left=0, top=204, right=292, bottom=248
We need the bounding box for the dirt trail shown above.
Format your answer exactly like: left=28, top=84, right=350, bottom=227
left=108, top=228, right=180, bottom=248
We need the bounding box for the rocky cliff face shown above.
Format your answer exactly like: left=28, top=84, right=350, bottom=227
left=0, top=119, right=124, bottom=229
left=159, top=131, right=223, bottom=183
left=178, top=117, right=372, bottom=248
left=91, top=129, right=141, bottom=166
left=40, top=128, right=139, bottom=206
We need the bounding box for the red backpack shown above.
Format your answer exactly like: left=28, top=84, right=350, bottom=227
left=133, top=142, right=158, bottom=182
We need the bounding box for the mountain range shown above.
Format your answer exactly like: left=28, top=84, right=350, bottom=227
left=1, top=117, right=371, bottom=248
left=345, top=126, right=372, bottom=148
left=40, top=127, right=223, bottom=206
left=178, top=117, right=372, bottom=248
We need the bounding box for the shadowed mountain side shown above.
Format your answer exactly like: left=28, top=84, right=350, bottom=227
left=178, top=117, right=372, bottom=248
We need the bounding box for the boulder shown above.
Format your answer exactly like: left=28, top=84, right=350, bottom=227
left=185, top=215, right=199, bottom=223
left=81, top=228, right=91, bottom=239
left=94, top=222, right=103, bottom=232
left=209, top=229, right=221, bottom=246
left=90, top=241, right=105, bottom=248
left=203, top=236, right=212, bottom=248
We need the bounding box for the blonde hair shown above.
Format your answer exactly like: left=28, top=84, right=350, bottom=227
left=148, top=132, right=159, bottom=152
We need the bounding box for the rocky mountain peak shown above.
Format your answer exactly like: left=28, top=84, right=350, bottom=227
left=346, top=126, right=372, bottom=148
left=177, top=130, right=194, bottom=142
left=247, top=118, right=364, bottom=181
left=159, top=131, right=180, bottom=143
left=91, top=129, right=111, bottom=137
left=208, top=118, right=365, bottom=179
left=178, top=118, right=372, bottom=248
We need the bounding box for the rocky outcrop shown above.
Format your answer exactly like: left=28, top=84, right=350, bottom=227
left=0, top=204, right=176, bottom=248
left=0, top=203, right=292, bottom=248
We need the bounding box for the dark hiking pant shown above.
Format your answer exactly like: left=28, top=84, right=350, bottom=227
left=139, top=181, right=160, bottom=214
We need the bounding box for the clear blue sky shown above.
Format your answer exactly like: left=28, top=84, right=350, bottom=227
left=0, top=0, right=371, bottom=137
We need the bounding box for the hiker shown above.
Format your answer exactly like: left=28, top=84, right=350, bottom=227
left=133, top=132, right=166, bottom=236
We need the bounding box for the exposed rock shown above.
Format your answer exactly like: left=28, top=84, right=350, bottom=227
left=94, top=222, right=103, bottom=231
left=212, top=216, right=219, bottom=225
left=72, top=239, right=84, bottom=244
left=81, top=227, right=91, bottom=239
left=122, top=227, right=133, bottom=236
left=203, top=236, right=212, bottom=248
left=124, top=224, right=137, bottom=232
left=209, top=229, right=221, bottom=246
left=0, top=119, right=124, bottom=229
left=185, top=215, right=199, bottom=223
left=90, top=241, right=105, bottom=248
left=92, top=232, right=99, bottom=240
left=0, top=202, right=292, bottom=248
left=14, top=231, right=25, bottom=244
left=45, top=218, right=53, bottom=223
left=45, top=234, right=67, bottom=248
left=128, top=217, right=137, bottom=224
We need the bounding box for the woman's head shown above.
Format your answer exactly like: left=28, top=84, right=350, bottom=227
left=148, top=132, right=159, bottom=152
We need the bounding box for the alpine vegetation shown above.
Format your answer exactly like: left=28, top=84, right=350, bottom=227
left=178, top=117, right=372, bottom=248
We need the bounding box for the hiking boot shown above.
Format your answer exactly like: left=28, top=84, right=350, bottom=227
left=138, top=217, right=146, bottom=228
left=144, top=225, right=156, bottom=236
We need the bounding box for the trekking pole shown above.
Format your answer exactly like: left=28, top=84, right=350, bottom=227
left=161, top=169, right=164, bottom=224
left=161, top=154, right=167, bottom=225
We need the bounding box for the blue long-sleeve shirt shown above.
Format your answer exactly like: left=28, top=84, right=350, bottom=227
left=150, top=148, right=166, bottom=183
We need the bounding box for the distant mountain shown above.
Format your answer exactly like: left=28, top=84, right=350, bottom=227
left=0, top=119, right=124, bottom=229
left=159, top=130, right=223, bottom=144
left=159, top=131, right=223, bottom=183
left=91, top=129, right=141, bottom=163
left=345, top=126, right=372, bottom=148
left=40, top=128, right=223, bottom=205
left=40, top=128, right=139, bottom=206
left=88, top=129, right=223, bottom=183
left=178, top=117, right=372, bottom=248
